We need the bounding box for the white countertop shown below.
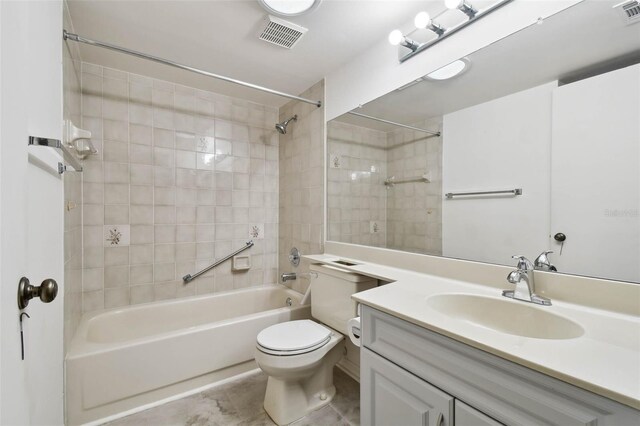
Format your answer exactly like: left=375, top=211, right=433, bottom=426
left=306, top=254, right=640, bottom=410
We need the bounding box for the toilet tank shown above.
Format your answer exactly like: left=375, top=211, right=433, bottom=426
left=310, top=264, right=377, bottom=335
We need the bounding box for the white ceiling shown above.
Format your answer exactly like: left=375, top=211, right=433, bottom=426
left=336, top=0, right=640, bottom=131
left=67, top=0, right=446, bottom=107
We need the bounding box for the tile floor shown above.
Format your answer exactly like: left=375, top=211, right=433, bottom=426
left=106, top=368, right=360, bottom=426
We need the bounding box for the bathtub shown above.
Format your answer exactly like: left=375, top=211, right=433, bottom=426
left=66, top=284, right=309, bottom=425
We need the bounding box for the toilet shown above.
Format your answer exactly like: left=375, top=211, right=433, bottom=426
left=255, top=264, right=377, bottom=425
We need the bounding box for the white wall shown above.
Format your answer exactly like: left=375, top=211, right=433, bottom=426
left=1, top=1, right=65, bottom=424
left=442, top=82, right=555, bottom=265
left=325, top=0, right=580, bottom=120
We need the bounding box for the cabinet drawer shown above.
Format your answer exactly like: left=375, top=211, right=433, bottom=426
left=455, top=401, right=503, bottom=426
left=362, top=306, right=639, bottom=426
left=362, top=347, right=454, bottom=426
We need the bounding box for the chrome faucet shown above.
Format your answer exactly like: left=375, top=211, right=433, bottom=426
left=503, top=255, right=551, bottom=306
left=534, top=250, right=557, bottom=272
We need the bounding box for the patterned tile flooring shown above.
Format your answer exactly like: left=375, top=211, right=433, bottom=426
left=106, top=368, right=360, bottom=426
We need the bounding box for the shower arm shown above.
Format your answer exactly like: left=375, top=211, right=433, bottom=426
left=63, top=31, right=322, bottom=108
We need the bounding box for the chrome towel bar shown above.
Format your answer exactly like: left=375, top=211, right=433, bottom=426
left=445, top=188, right=522, bottom=199
left=28, top=136, right=83, bottom=173
left=183, top=241, right=254, bottom=283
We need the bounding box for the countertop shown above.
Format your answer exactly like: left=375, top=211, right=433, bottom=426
left=306, top=253, right=640, bottom=410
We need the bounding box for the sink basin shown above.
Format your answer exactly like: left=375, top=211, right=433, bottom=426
left=427, top=294, right=584, bottom=340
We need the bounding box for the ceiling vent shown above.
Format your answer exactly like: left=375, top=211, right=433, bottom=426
left=614, top=0, right=640, bottom=25
left=258, top=15, right=308, bottom=49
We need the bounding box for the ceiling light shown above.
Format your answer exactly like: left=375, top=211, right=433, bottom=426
left=388, top=30, right=419, bottom=51
left=425, top=59, right=469, bottom=80
left=414, top=11, right=445, bottom=36
left=445, top=0, right=478, bottom=19
left=258, top=0, right=322, bottom=17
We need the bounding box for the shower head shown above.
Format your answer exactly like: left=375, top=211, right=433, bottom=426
left=275, top=115, right=297, bottom=134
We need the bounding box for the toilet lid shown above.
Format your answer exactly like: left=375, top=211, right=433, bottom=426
left=257, top=320, right=332, bottom=352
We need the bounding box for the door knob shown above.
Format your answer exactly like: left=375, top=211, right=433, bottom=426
left=17, top=277, right=58, bottom=309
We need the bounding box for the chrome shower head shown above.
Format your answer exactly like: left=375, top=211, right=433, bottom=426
left=275, top=115, right=297, bottom=134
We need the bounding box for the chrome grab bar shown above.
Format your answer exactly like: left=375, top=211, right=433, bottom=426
left=445, top=188, right=522, bottom=199
left=28, top=136, right=83, bottom=173
left=182, top=241, right=254, bottom=283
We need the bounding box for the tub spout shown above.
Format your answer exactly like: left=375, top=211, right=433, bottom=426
left=281, top=272, right=296, bottom=282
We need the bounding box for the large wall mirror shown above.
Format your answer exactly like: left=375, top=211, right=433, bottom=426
left=327, top=0, right=640, bottom=283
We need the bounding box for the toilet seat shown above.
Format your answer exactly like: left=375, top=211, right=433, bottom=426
left=257, top=320, right=332, bottom=356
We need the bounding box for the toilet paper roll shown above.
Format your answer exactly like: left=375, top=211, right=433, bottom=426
left=347, top=317, right=361, bottom=347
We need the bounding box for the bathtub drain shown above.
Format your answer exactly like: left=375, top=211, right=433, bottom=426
left=286, top=297, right=293, bottom=307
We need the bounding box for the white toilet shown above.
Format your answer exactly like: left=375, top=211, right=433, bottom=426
left=255, top=264, right=377, bottom=425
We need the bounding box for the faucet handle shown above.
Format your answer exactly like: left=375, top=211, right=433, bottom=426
left=534, top=250, right=557, bottom=271
left=511, top=255, right=534, bottom=270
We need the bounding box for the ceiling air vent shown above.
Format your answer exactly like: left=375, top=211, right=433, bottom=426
left=258, top=15, right=308, bottom=49
left=614, top=0, right=640, bottom=25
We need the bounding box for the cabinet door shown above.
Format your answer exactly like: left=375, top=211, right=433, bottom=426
left=455, top=401, right=502, bottom=426
left=362, top=348, right=453, bottom=426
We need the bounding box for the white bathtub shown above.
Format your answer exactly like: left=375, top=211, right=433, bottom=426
left=66, top=285, right=309, bottom=425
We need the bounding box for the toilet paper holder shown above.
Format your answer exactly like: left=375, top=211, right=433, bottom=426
left=347, top=316, right=361, bottom=347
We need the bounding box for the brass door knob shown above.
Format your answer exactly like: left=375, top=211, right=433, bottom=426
left=17, top=277, right=58, bottom=309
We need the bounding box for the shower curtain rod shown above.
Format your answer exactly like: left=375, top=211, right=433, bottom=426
left=347, top=111, right=440, bottom=136
left=63, top=30, right=322, bottom=108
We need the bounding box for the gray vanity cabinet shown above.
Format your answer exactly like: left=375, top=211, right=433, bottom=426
left=360, top=306, right=639, bottom=426
left=362, top=347, right=453, bottom=426
left=455, top=401, right=502, bottom=426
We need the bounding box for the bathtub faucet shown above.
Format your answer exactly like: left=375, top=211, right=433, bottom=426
left=281, top=272, right=296, bottom=282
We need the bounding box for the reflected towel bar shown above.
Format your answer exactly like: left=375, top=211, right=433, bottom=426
left=183, top=241, right=254, bottom=282
left=385, top=173, right=431, bottom=187
left=445, top=188, right=522, bottom=199
left=28, top=136, right=83, bottom=173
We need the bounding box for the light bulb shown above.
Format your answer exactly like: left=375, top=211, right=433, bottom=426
left=388, top=30, right=404, bottom=46
left=414, top=11, right=431, bottom=29
left=445, top=0, right=464, bottom=9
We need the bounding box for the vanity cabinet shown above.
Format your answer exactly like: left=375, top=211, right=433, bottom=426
left=361, top=306, right=639, bottom=426
left=362, top=347, right=453, bottom=425
left=455, top=401, right=502, bottom=426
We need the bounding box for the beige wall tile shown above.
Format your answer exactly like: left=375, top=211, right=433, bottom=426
left=77, top=62, right=283, bottom=314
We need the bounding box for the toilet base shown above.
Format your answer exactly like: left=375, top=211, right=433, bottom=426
left=264, top=379, right=336, bottom=425
left=260, top=337, right=344, bottom=425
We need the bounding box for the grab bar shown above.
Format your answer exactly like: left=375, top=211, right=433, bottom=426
left=28, top=136, right=83, bottom=173
left=445, top=188, right=522, bottom=199
left=182, top=241, right=254, bottom=282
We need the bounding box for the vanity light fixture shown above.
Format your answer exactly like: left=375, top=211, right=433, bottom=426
left=390, top=0, right=514, bottom=63
left=445, top=0, right=478, bottom=19
left=388, top=30, right=420, bottom=51
left=414, top=11, right=445, bottom=36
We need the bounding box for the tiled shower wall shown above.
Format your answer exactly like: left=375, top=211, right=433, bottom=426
left=327, top=121, right=387, bottom=247
left=80, top=62, right=280, bottom=312
left=386, top=117, right=443, bottom=255
left=278, top=81, right=325, bottom=295
left=63, top=5, right=83, bottom=348
left=326, top=117, right=443, bottom=255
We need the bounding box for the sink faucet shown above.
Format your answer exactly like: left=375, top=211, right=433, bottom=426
left=534, top=250, right=557, bottom=272
left=503, top=255, right=551, bottom=306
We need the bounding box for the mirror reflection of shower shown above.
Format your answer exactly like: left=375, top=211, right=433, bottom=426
left=276, top=115, right=297, bottom=134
